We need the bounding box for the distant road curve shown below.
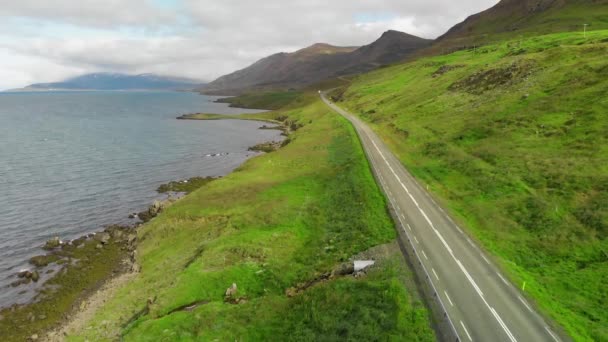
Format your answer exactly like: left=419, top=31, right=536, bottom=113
left=321, top=92, right=566, bottom=342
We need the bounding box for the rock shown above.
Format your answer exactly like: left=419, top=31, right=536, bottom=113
left=31, top=271, right=40, bottom=282
left=225, top=283, right=238, bottom=298
left=18, top=270, right=32, bottom=278
left=151, top=200, right=163, bottom=214
left=131, top=263, right=141, bottom=273
left=112, top=230, right=123, bottom=240
left=30, top=255, right=57, bottom=267
left=43, top=237, right=62, bottom=250
left=332, top=263, right=355, bottom=277
left=285, top=287, right=298, bottom=297
left=38, top=314, right=46, bottom=320
left=96, top=244, right=103, bottom=249
left=96, top=233, right=111, bottom=245
left=30, top=334, right=38, bottom=341
left=127, top=234, right=137, bottom=245
left=128, top=213, right=137, bottom=219
left=353, top=260, right=375, bottom=272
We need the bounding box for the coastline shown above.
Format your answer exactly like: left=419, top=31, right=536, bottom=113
left=0, top=108, right=286, bottom=342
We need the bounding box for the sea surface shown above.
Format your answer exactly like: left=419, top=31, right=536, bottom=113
left=0, top=91, right=282, bottom=307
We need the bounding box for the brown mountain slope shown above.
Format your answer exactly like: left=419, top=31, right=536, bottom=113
left=427, top=0, right=608, bottom=54
left=201, top=30, right=432, bottom=94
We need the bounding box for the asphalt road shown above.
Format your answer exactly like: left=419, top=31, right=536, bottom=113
left=321, top=93, right=565, bottom=342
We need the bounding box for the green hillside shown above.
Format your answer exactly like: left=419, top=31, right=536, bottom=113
left=65, top=96, right=435, bottom=341
left=333, top=30, right=608, bottom=341
left=429, top=0, right=608, bottom=54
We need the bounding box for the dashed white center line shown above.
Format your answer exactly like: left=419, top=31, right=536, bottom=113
left=421, top=250, right=428, bottom=260
left=325, top=99, right=526, bottom=342
left=460, top=321, right=473, bottom=342
left=406, top=223, right=412, bottom=231
left=431, top=268, right=439, bottom=280
left=481, top=254, right=490, bottom=265
left=444, top=291, right=454, bottom=306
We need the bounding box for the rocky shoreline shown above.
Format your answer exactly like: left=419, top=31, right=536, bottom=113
left=0, top=114, right=292, bottom=341
left=0, top=174, right=223, bottom=342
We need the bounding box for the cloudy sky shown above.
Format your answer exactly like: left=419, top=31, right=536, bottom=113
left=0, top=0, right=499, bottom=90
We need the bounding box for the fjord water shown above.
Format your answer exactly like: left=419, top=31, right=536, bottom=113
left=0, top=91, right=280, bottom=307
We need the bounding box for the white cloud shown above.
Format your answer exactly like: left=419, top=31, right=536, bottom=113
left=0, top=0, right=499, bottom=90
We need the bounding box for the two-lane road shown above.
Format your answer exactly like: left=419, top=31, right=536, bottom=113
left=321, top=93, right=564, bottom=342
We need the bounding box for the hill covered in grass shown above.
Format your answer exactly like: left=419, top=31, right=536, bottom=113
left=428, top=0, right=608, bottom=54
left=332, top=30, right=608, bottom=341
left=57, top=95, right=435, bottom=341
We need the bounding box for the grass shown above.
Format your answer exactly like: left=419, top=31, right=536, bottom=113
left=429, top=2, right=608, bottom=54
left=66, top=94, right=435, bottom=341
left=0, top=230, right=130, bottom=342
left=337, top=30, right=608, bottom=341
left=215, top=91, right=302, bottom=110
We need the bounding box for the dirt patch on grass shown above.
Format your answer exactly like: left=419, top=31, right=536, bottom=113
left=285, top=242, right=400, bottom=297
left=449, top=60, right=535, bottom=94
left=432, top=64, right=465, bottom=77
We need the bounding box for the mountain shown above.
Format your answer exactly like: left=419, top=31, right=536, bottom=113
left=201, top=30, right=432, bottom=94
left=429, top=0, right=608, bottom=53
left=11, top=73, right=203, bottom=91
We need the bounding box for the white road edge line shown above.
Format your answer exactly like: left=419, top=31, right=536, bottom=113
left=497, top=272, right=510, bottom=286
left=545, top=326, right=561, bottom=342
left=460, top=321, right=473, bottom=342
left=325, top=96, right=523, bottom=342
left=518, top=296, right=533, bottom=313
left=445, top=291, right=454, bottom=306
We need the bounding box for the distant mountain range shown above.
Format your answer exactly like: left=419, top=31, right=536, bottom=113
left=8, top=73, right=204, bottom=92
left=201, top=30, right=432, bottom=94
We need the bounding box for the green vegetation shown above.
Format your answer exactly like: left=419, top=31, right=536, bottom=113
left=0, top=227, right=132, bottom=342
left=157, top=176, right=216, bottom=194
left=67, top=95, right=435, bottom=341
left=215, top=91, right=302, bottom=110
left=429, top=1, right=608, bottom=54
left=336, top=30, right=608, bottom=341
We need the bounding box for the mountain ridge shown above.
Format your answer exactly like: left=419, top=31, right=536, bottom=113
left=7, top=73, right=204, bottom=92
left=201, top=30, right=432, bottom=94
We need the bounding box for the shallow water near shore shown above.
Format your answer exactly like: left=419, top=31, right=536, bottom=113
left=0, top=91, right=281, bottom=307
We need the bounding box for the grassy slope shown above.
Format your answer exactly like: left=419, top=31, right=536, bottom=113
left=337, top=30, right=608, bottom=341
left=216, top=91, right=302, bottom=110
left=431, top=1, right=608, bottom=52
left=68, top=95, right=435, bottom=341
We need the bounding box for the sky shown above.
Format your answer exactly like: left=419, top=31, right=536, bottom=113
left=0, top=0, right=499, bottom=90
